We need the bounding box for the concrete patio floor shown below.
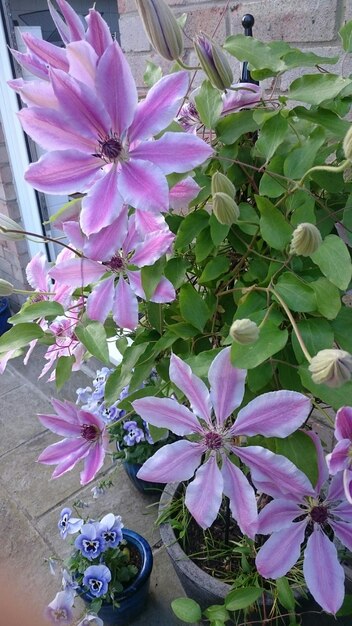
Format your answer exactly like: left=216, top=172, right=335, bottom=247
left=0, top=347, right=185, bottom=625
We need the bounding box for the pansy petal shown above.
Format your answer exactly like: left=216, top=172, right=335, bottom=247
left=86, top=8, right=113, bottom=56
left=169, top=353, right=211, bottom=424
left=326, top=439, right=350, bottom=474
left=112, top=278, right=138, bottom=330
left=257, top=499, right=302, bottom=534
left=132, top=230, right=174, bottom=267
left=132, top=396, right=203, bottom=435
left=80, top=441, right=107, bottom=485
left=137, top=440, right=203, bottom=483
left=80, top=165, right=124, bottom=236
left=87, top=277, right=115, bottom=323
left=335, top=406, right=352, bottom=441
left=208, top=347, right=246, bottom=426
left=221, top=455, right=258, bottom=538
left=128, top=71, right=189, bottom=143
left=25, top=150, right=102, bottom=195
left=303, top=528, right=344, bottom=614
left=231, top=390, right=311, bottom=438
left=185, top=456, right=223, bottom=529
left=49, top=259, right=105, bottom=288
left=235, top=446, right=315, bottom=498
left=150, top=276, right=175, bottom=303
left=130, top=133, right=213, bottom=174
left=330, top=519, right=352, bottom=552
left=256, top=522, right=306, bottom=578
left=119, top=159, right=169, bottom=212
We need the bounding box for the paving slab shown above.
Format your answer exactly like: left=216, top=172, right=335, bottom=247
left=0, top=366, right=23, bottom=394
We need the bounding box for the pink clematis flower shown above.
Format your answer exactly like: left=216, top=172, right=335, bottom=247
left=37, top=398, right=109, bottom=485
left=133, top=348, right=312, bottom=534
left=19, top=40, right=213, bottom=236
left=256, top=432, right=352, bottom=615
left=326, top=405, right=352, bottom=503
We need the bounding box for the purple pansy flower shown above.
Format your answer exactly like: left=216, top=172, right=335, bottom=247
left=83, top=564, right=111, bottom=597
left=98, top=403, right=120, bottom=424
left=98, top=513, right=124, bottom=549
left=326, top=405, right=352, bottom=503
left=123, top=420, right=145, bottom=446
left=45, top=590, right=74, bottom=624
left=133, top=348, right=312, bottom=534
left=256, top=432, right=352, bottom=615
left=75, top=522, right=104, bottom=560
left=58, top=507, right=83, bottom=539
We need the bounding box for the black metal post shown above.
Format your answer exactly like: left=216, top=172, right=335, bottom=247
left=240, top=14, right=259, bottom=86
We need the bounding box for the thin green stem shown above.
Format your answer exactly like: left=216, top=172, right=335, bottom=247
left=270, top=287, right=312, bottom=363
left=176, top=58, right=200, bottom=71
left=298, top=160, right=349, bottom=186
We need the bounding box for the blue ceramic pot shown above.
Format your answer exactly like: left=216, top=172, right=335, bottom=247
left=0, top=298, right=11, bottom=335
left=122, top=461, right=165, bottom=496
left=81, top=528, right=153, bottom=625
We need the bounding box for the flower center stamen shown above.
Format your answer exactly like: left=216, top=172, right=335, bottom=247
left=310, top=505, right=329, bottom=524
left=81, top=423, right=99, bottom=441
left=99, top=135, right=122, bottom=161
left=104, top=254, right=124, bottom=272
left=205, top=431, right=223, bottom=450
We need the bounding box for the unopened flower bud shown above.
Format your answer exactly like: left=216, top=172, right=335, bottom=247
left=309, top=349, right=352, bottom=388
left=0, top=279, right=14, bottom=296
left=213, top=192, right=239, bottom=225
left=135, top=0, right=183, bottom=61
left=343, top=125, right=352, bottom=162
left=230, top=318, right=259, bottom=344
left=290, top=223, right=322, bottom=257
left=211, top=171, right=236, bottom=198
left=194, top=33, right=233, bottom=91
left=0, top=214, right=25, bottom=240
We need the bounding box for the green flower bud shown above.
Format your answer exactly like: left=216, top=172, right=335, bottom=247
left=135, top=0, right=183, bottom=61
left=290, top=223, right=322, bottom=257
left=213, top=192, right=239, bottom=225
left=0, top=214, right=25, bottom=240
left=309, top=349, right=352, bottom=388
left=230, top=318, right=259, bottom=344
left=211, top=171, right=236, bottom=198
left=0, top=279, right=14, bottom=296
left=343, top=125, right=352, bottom=161
left=194, top=33, right=233, bottom=91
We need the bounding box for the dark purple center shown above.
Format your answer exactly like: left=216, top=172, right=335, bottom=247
left=310, top=505, right=328, bottom=524
left=205, top=431, right=222, bottom=450
left=81, top=423, right=99, bottom=441
left=100, top=137, right=122, bottom=160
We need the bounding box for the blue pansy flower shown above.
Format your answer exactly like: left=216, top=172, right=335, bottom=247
left=58, top=508, right=83, bottom=539
left=75, top=523, right=104, bottom=560
left=83, top=564, right=111, bottom=597
left=98, top=513, right=123, bottom=549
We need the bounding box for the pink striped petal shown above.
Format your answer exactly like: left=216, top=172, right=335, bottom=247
left=303, top=528, right=344, bottom=614
left=169, top=353, right=212, bottom=423
left=257, top=499, right=302, bottom=534
left=208, top=347, right=246, bottom=426
left=87, top=277, right=115, bottom=323
left=132, top=396, right=203, bottom=435
left=150, top=276, right=175, bottom=303
left=49, top=259, right=105, bottom=287
left=8, top=78, right=57, bottom=108
left=51, top=444, right=90, bottom=478
left=80, top=165, right=124, bottom=235
left=112, top=277, right=138, bottom=330
left=221, top=455, right=258, bottom=538
left=86, top=8, right=113, bottom=56
left=185, top=456, right=223, bottom=529
left=56, top=0, right=86, bottom=41
left=135, top=210, right=170, bottom=235
left=63, top=221, right=85, bottom=250
left=231, top=390, right=311, bottom=438
left=10, top=48, right=49, bottom=80
left=333, top=500, right=352, bottom=522
left=326, top=440, right=350, bottom=474
left=306, top=430, right=329, bottom=493
left=335, top=406, right=352, bottom=441
left=126, top=270, right=144, bottom=299
left=129, top=71, right=189, bottom=143
left=26, top=252, right=49, bottom=291
left=119, top=159, right=169, bottom=212
left=344, top=468, right=352, bottom=504
left=327, top=472, right=345, bottom=501
left=80, top=440, right=107, bottom=485
left=77, top=410, right=105, bottom=430
left=66, top=41, right=98, bottom=89
left=38, top=437, right=89, bottom=464
left=130, top=133, right=213, bottom=174
left=82, top=208, right=128, bottom=261
left=51, top=398, right=80, bottom=423
left=18, top=107, right=95, bottom=153
left=169, top=177, right=200, bottom=211
left=132, top=230, right=175, bottom=267
left=48, top=0, right=70, bottom=44
left=330, top=519, right=352, bottom=552
left=97, top=42, right=137, bottom=136
left=256, top=522, right=306, bottom=578
left=37, top=414, right=82, bottom=437
left=25, top=150, right=102, bottom=195
left=137, top=440, right=203, bottom=483
left=21, top=32, right=68, bottom=70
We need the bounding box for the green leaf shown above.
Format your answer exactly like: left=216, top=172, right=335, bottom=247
left=282, top=48, right=338, bottom=69
left=276, top=431, right=318, bottom=487
left=179, top=284, right=210, bottom=332
left=310, top=278, right=341, bottom=320
left=231, top=320, right=288, bottom=369
left=164, top=257, right=190, bottom=289
left=168, top=322, right=199, bottom=338
left=276, top=577, right=296, bottom=612
left=204, top=605, right=230, bottom=622
left=195, top=227, right=214, bottom=263
left=339, top=21, right=352, bottom=52
left=299, top=364, right=352, bottom=409
left=175, top=210, right=209, bottom=250
left=256, top=195, right=292, bottom=250
left=259, top=156, right=287, bottom=198
left=195, top=80, right=223, bottom=129
left=55, top=355, right=75, bottom=391
left=199, top=256, right=230, bottom=283
left=288, top=74, right=352, bottom=104
left=209, top=213, right=230, bottom=245
left=141, top=257, right=166, bottom=301
left=225, top=587, right=264, bottom=611
left=147, top=302, right=164, bottom=334
left=186, top=349, right=221, bottom=378
left=311, top=234, right=352, bottom=290
left=337, top=594, right=352, bottom=617
left=216, top=110, right=258, bottom=145
left=171, top=598, right=202, bottom=623
left=283, top=129, right=325, bottom=179
left=256, top=114, right=289, bottom=162
left=288, top=191, right=316, bottom=226
left=331, top=307, right=352, bottom=353
left=9, top=301, right=64, bottom=324
left=75, top=321, right=110, bottom=364
left=148, top=424, right=169, bottom=443
left=275, top=273, right=316, bottom=312
left=104, top=343, right=147, bottom=404
left=0, top=323, right=45, bottom=352
left=291, top=318, right=334, bottom=364
left=293, top=106, right=350, bottom=137
left=143, top=61, right=162, bottom=87
left=247, top=361, right=274, bottom=393
left=224, top=34, right=285, bottom=72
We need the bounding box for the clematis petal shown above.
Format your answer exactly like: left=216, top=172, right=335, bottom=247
left=231, top=390, right=311, bottom=438
left=330, top=519, right=352, bottom=552
left=333, top=499, right=352, bottom=522
left=49, top=259, right=105, bottom=288
left=86, top=8, right=113, bottom=56
left=137, top=440, right=203, bottom=483
left=208, top=347, right=246, bottom=426
left=150, top=276, right=175, bottom=303
left=169, top=353, right=212, bottom=424
left=80, top=440, right=107, bottom=485
left=235, top=446, right=315, bottom=499
left=257, top=499, right=302, bottom=534
left=80, top=165, right=124, bottom=235
left=8, top=78, right=57, bottom=108
left=119, top=159, right=169, bottom=212
left=134, top=209, right=170, bottom=236
left=326, top=439, right=350, bottom=474
left=133, top=396, right=203, bottom=435
left=25, top=150, right=102, bottom=195
left=50, top=399, right=80, bottom=423
left=306, top=430, right=329, bottom=493
left=10, top=48, right=49, bottom=80
left=112, top=277, right=138, bottom=330
left=82, top=207, right=128, bottom=261
left=48, top=0, right=70, bottom=44
left=21, top=32, right=68, bottom=70
left=63, top=221, right=85, bottom=250
left=87, top=277, right=115, bottom=323
left=38, top=437, right=89, bottom=464
left=130, top=133, right=213, bottom=174
left=128, top=71, right=189, bottom=143
left=169, top=177, right=200, bottom=212
left=343, top=468, right=352, bottom=504
left=303, top=528, right=344, bottom=614
left=56, top=0, right=86, bottom=41
left=185, top=456, right=223, bottom=529
left=125, top=270, right=144, bottom=299
left=26, top=252, right=49, bottom=291
left=66, top=41, right=98, bottom=89
left=335, top=406, right=352, bottom=441
left=97, top=42, right=137, bottom=136
left=131, top=230, right=175, bottom=267
left=256, top=522, right=306, bottom=578
left=37, top=414, right=82, bottom=437
left=327, top=471, right=346, bottom=501
left=221, top=455, right=258, bottom=538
